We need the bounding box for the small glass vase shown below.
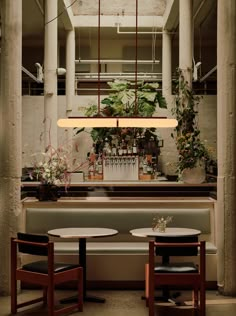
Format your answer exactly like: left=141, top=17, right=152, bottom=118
left=158, top=222, right=167, bottom=233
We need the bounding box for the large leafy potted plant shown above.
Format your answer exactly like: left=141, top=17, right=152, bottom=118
left=77, top=79, right=167, bottom=152
left=171, top=69, right=209, bottom=183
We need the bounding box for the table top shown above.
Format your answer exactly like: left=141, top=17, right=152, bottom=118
left=130, top=227, right=201, bottom=238
left=48, top=227, right=118, bottom=239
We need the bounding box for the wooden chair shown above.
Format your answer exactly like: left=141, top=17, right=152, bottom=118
left=11, top=232, right=83, bottom=316
left=145, top=240, right=206, bottom=316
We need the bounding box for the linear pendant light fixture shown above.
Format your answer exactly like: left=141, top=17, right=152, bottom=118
left=58, top=117, right=178, bottom=128
left=57, top=0, right=177, bottom=129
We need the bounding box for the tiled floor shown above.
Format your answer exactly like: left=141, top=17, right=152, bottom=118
left=1, top=290, right=236, bottom=316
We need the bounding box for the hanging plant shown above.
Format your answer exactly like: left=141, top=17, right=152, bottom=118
left=75, top=79, right=167, bottom=149
left=171, top=69, right=209, bottom=174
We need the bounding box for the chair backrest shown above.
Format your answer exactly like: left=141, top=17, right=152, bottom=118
left=17, top=232, right=49, bottom=256
left=155, top=235, right=199, bottom=258
left=151, top=240, right=206, bottom=273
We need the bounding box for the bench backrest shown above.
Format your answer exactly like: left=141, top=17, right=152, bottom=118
left=25, top=208, right=211, bottom=242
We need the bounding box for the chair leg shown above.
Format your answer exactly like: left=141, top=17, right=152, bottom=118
left=11, top=279, right=17, bottom=314
left=200, top=285, right=206, bottom=316
left=145, top=263, right=149, bottom=307
left=193, top=288, right=198, bottom=308
left=78, top=268, right=83, bottom=312
left=47, top=282, right=54, bottom=316
left=148, top=268, right=155, bottom=316
left=43, top=287, right=48, bottom=306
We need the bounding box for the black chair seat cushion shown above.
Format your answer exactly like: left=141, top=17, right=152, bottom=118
left=154, top=262, right=198, bottom=273
left=22, top=260, right=80, bottom=274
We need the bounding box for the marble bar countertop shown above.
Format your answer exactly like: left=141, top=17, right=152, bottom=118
left=21, top=181, right=217, bottom=187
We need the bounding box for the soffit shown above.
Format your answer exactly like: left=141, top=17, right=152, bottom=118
left=70, top=0, right=167, bottom=16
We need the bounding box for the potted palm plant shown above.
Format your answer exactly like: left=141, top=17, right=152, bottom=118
left=171, top=69, right=209, bottom=183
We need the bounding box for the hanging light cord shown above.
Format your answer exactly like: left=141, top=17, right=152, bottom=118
left=135, top=0, right=138, bottom=115
left=98, top=0, right=101, bottom=115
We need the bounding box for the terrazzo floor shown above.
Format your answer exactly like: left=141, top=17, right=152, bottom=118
left=1, top=290, right=236, bottom=316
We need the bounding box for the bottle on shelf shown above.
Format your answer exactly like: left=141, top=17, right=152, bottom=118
left=122, top=139, right=127, bottom=156
left=142, top=157, right=148, bottom=174
left=111, top=142, right=117, bottom=156
left=118, top=141, right=123, bottom=156
left=127, top=144, right=132, bottom=156
left=132, top=138, right=138, bottom=156
left=97, top=155, right=103, bottom=175
left=88, top=163, right=95, bottom=178
left=103, top=138, right=111, bottom=157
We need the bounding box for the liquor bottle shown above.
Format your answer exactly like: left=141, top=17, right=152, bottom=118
left=142, top=157, right=148, bottom=174
left=103, top=138, right=111, bottom=157
left=127, top=144, right=132, bottom=156
left=97, top=155, right=103, bottom=175
left=88, top=163, right=95, bottom=178
left=118, top=141, right=123, bottom=156
left=132, top=138, right=138, bottom=155
left=111, top=143, right=117, bottom=156
left=122, top=140, right=127, bottom=156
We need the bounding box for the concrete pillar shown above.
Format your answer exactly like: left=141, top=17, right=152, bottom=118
left=162, top=30, right=172, bottom=98
left=65, top=28, right=75, bottom=143
left=0, top=0, right=22, bottom=295
left=217, top=0, right=236, bottom=295
left=44, top=0, right=58, bottom=148
left=179, top=0, right=193, bottom=85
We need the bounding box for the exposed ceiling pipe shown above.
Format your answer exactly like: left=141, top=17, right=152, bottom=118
left=22, top=66, right=43, bottom=83
left=193, top=0, right=206, bottom=20
left=116, top=23, right=166, bottom=35
left=35, top=0, right=44, bottom=16
left=75, top=59, right=160, bottom=64
left=199, top=65, right=217, bottom=83
left=75, top=72, right=161, bottom=77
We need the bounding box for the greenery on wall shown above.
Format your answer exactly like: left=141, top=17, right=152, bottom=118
left=171, top=69, right=209, bottom=173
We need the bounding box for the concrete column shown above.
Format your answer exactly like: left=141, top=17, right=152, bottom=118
left=65, top=28, right=75, bottom=143
left=217, top=0, right=236, bottom=295
left=44, top=0, right=58, bottom=148
left=0, top=0, right=22, bottom=295
left=179, top=0, right=193, bottom=85
left=162, top=30, right=172, bottom=98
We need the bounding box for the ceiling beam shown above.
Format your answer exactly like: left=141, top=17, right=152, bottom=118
left=162, top=0, right=179, bottom=31
left=58, top=0, right=74, bottom=31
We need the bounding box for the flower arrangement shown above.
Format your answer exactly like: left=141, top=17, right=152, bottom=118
left=152, top=215, right=173, bottom=233
left=29, top=144, right=88, bottom=187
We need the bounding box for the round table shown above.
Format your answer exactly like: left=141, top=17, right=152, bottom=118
left=130, top=227, right=201, bottom=238
left=48, top=227, right=118, bottom=303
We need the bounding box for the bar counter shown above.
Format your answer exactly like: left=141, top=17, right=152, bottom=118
left=21, top=180, right=217, bottom=199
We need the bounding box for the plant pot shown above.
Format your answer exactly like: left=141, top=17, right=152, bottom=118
left=182, top=164, right=206, bottom=184
left=37, top=184, right=59, bottom=201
